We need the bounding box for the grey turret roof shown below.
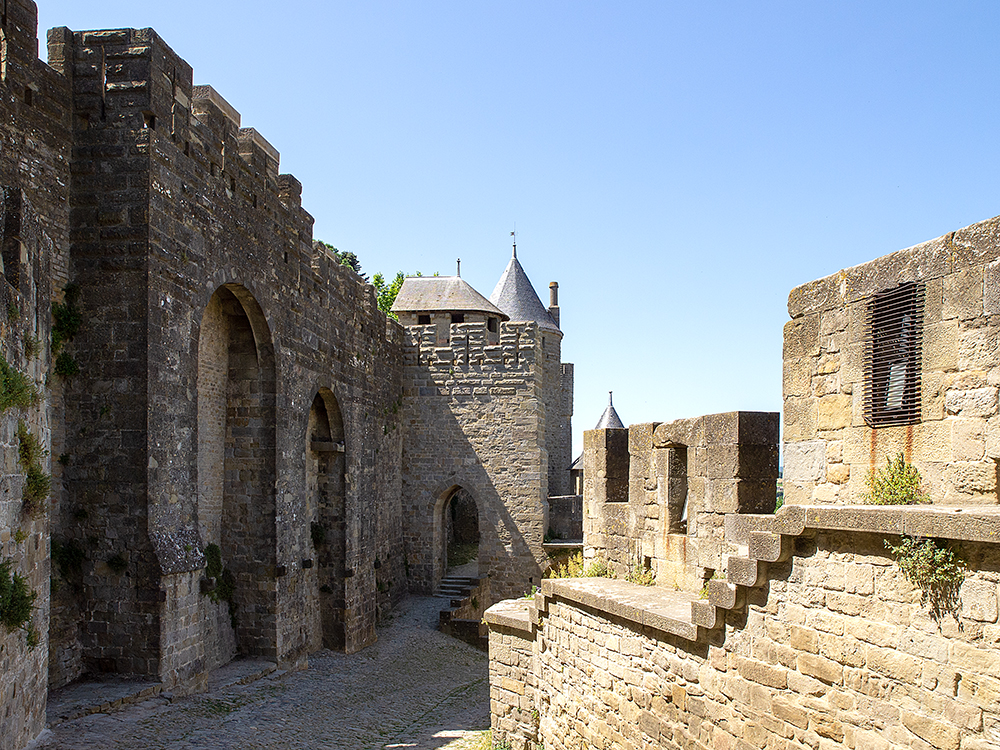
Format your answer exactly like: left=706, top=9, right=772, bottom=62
left=489, top=250, right=560, bottom=333
left=595, top=392, right=625, bottom=429
left=391, top=276, right=507, bottom=318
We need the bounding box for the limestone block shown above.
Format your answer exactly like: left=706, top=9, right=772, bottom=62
left=986, top=415, right=1000, bottom=459
left=782, top=481, right=813, bottom=506
left=944, top=461, right=996, bottom=498
left=820, top=307, right=848, bottom=335
left=922, top=370, right=947, bottom=421
left=826, top=440, right=843, bottom=463
left=900, top=711, right=962, bottom=750
left=816, top=394, right=852, bottom=431
left=812, top=373, right=840, bottom=398
left=959, top=326, right=1000, bottom=371
left=783, top=397, right=817, bottom=442
left=652, top=417, right=703, bottom=449
left=784, top=315, right=820, bottom=359
left=945, top=388, right=998, bottom=418
left=924, top=320, right=959, bottom=372
left=841, top=341, right=865, bottom=387
left=826, top=463, right=850, bottom=485
left=985, top=258, right=1000, bottom=315
left=911, top=419, right=953, bottom=462
left=783, top=358, right=812, bottom=399
left=951, top=418, right=986, bottom=462
left=812, top=482, right=841, bottom=504
left=960, top=579, right=999, bottom=623
left=784, top=441, right=826, bottom=483
left=943, top=266, right=984, bottom=321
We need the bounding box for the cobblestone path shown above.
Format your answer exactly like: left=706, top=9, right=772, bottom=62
left=33, top=596, right=489, bottom=750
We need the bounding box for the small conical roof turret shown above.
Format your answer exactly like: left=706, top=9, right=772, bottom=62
left=594, top=392, right=625, bottom=429
left=489, top=243, right=561, bottom=333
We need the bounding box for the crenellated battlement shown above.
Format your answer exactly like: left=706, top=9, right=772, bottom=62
left=402, top=320, right=543, bottom=371
left=48, top=23, right=380, bottom=306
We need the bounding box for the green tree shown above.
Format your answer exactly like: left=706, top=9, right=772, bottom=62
left=317, top=241, right=365, bottom=279
left=373, top=271, right=405, bottom=318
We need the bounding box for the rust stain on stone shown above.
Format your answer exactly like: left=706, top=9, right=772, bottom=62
left=870, top=428, right=878, bottom=472
left=905, top=425, right=914, bottom=463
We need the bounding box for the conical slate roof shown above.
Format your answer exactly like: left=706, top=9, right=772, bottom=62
left=595, top=392, right=625, bottom=429
left=489, top=249, right=560, bottom=333
left=391, top=276, right=507, bottom=318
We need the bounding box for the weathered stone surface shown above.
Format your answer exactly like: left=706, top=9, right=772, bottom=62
left=784, top=440, right=826, bottom=483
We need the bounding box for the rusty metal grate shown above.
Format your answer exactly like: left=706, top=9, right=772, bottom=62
left=864, top=281, right=924, bottom=428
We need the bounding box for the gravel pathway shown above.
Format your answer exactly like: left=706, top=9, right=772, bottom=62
left=32, top=596, right=489, bottom=750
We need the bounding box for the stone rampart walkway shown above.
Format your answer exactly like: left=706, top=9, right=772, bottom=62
left=31, top=596, right=489, bottom=750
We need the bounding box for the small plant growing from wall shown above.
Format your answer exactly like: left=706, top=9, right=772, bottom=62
left=22, top=333, right=39, bottom=360
left=885, top=536, right=965, bottom=619
left=54, top=351, right=79, bottom=377
left=866, top=453, right=930, bottom=505
left=0, top=354, right=38, bottom=412
left=203, top=543, right=237, bottom=628
left=51, top=283, right=81, bottom=354
left=17, top=420, right=50, bottom=516
left=0, top=558, right=37, bottom=647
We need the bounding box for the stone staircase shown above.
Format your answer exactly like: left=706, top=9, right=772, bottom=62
left=436, top=575, right=489, bottom=650
left=435, top=575, right=479, bottom=602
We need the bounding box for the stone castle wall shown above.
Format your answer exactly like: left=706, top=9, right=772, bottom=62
left=40, top=25, right=407, bottom=690
left=400, top=320, right=547, bottom=600
left=784, top=213, right=1000, bottom=506
left=490, top=523, right=1000, bottom=750
left=0, top=2, right=71, bottom=747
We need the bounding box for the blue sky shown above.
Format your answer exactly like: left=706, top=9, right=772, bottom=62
left=36, top=1, right=1000, bottom=455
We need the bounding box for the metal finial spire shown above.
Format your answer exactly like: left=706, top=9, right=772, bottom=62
left=609, top=391, right=613, bottom=406
left=511, top=227, right=517, bottom=258
left=457, top=258, right=461, bottom=277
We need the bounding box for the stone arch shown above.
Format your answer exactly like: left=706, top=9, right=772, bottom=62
left=306, top=388, right=347, bottom=650
left=432, top=483, right=482, bottom=588
left=196, top=283, right=277, bottom=661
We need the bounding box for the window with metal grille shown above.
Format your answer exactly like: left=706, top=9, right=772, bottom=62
left=864, top=281, right=924, bottom=427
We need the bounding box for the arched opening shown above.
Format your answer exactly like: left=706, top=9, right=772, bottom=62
left=443, top=487, right=479, bottom=577
left=307, top=390, right=346, bottom=650
left=197, top=284, right=277, bottom=663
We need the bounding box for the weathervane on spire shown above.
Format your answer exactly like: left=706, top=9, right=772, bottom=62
left=511, top=226, right=517, bottom=258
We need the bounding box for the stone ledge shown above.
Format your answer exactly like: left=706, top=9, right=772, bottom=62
left=727, top=504, right=1000, bottom=545
left=483, top=598, right=534, bottom=634
left=540, top=578, right=701, bottom=640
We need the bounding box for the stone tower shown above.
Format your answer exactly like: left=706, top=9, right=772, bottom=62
left=489, top=246, right=574, bottom=497
left=394, top=249, right=574, bottom=601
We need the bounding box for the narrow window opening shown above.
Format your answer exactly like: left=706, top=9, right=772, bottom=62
left=451, top=313, right=464, bottom=324
left=210, top=162, right=217, bottom=177
left=252, top=194, right=258, bottom=209
left=184, top=141, right=190, bottom=156
left=487, top=317, right=497, bottom=333
left=23, top=87, right=31, bottom=106
left=229, top=176, right=236, bottom=193
left=283, top=251, right=288, bottom=263
left=142, top=111, right=156, bottom=130
left=418, top=315, right=431, bottom=325
left=864, top=281, right=924, bottom=427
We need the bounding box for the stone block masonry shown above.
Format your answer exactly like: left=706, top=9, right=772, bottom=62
left=488, top=516, right=1000, bottom=750
left=784, top=212, right=1000, bottom=507
left=45, top=23, right=408, bottom=688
